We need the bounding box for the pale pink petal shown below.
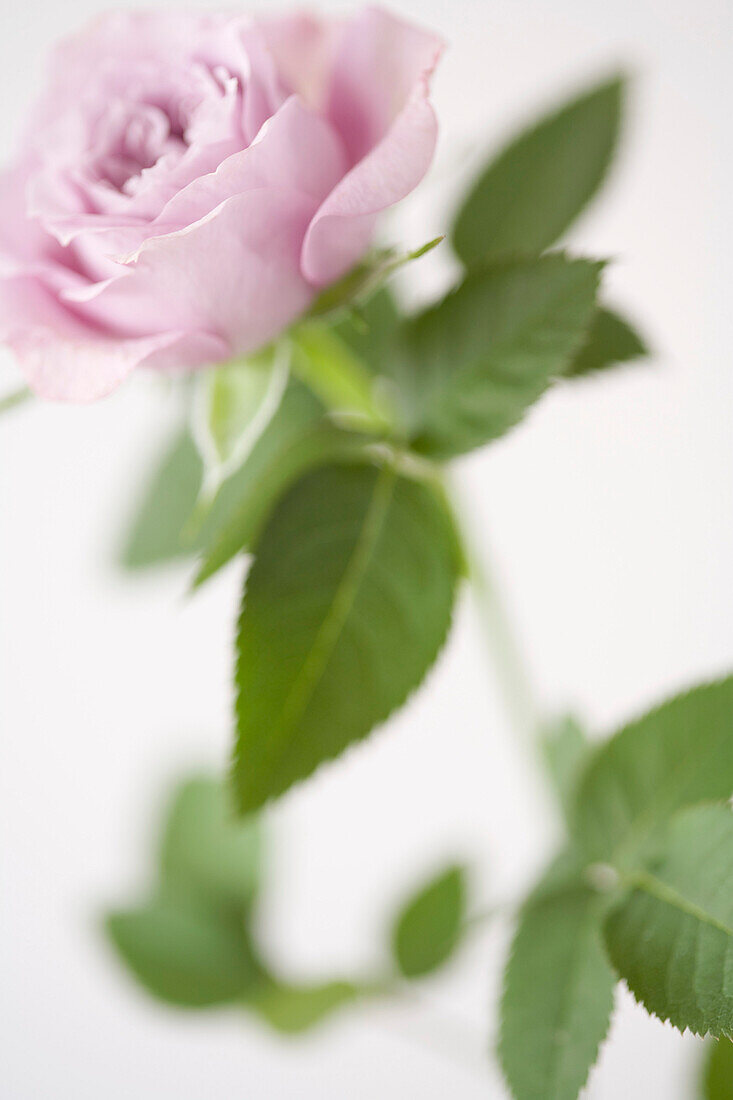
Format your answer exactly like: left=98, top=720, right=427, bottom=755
left=301, top=89, right=438, bottom=287
left=1, top=274, right=227, bottom=401
left=327, top=7, right=443, bottom=164
left=258, top=14, right=340, bottom=111
left=62, top=188, right=317, bottom=353
left=301, top=7, right=442, bottom=286
left=132, top=96, right=347, bottom=251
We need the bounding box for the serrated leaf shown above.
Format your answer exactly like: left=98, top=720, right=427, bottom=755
left=247, top=979, right=360, bottom=1033
left=702, top=1038, right=733, bottom=1099
left=396, top=255, right=601, bottom=459
left=604, top=805, right=733, bottom=1038
left=541, top=715, right=591, bottom=826
left=573, top=677, right=733, bottom=866
left=192, top=346, right=289, bottom=500
left=499, top=857, right=616, bottom=1100
left=193, top=395, right=368, bottom=589
left=233, top=462, right=460, bottom=812
left=391, top=864, right=467, bottom=978
left=118, top=427, right=203, bottom=569
left=453, top=76, right=624, bottom=266
left=106, top=900, right=258, bottom=1007
left=159, top=776, right=261, bottom=907
left=566, top=306, right=647, bottom=378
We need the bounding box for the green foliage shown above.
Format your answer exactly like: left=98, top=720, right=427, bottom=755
left=604, top=805, right=733, bottom=1037
left=106, top=773, right=376, bottom=1030
left=540, top=715, right=591, bottom=826
left=118, top=427, right=203, bottom=569
left=106, top=774, right=263, bottom=1008
left=193, top=394, right=365, bottom=587
left=702, top=1039, right=733, bottom=1099
left=333, top=286, right=401, bottom=378
left=159, top=777, right=261, bottom=906
left=106, top=900, right=259, bottom=1007
left=499, top=855, right=616, bottom=1100
left=246, top=980, right=361, bottom=1034
left=291, top=323, right=394, bottom=430
left=573, top=677, right=733, bottom=866
left=395, top=255, right=601, bottom=458
left=453, top=76, right=624, bottom=266
left=233, top=462, right=461, bottom=812
left=0, top=386, right=32, bottom=415
left=192, top=346, right=289, bottom=499
left=391, top=864, right=467, bottom=978
left=566, top=306, right=647, bottom=377
left=308, top=237, right=443, bottom=319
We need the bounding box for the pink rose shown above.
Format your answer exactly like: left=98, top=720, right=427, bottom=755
left=0, top=7, right=442, bottom=401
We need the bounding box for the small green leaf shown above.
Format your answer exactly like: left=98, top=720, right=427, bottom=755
left=566, top=306, right=647, bottom=377
left=309, top=238, right=442, bottom=319
left=118, top=428, right=203, bottom=570
left=702, top=1038, right=733, bottom=1099
left=193, top=346, right=289, bottom=500
left=397, top=255, right=601, bottom=459
left=159, top=776, right=261, bottom=907
left=333, top=286, right=401, bottom=377
left=392, top=864, right=467, bottom=978
left=541, top=715, right=591, bottom=826
left=193, top=390, right=368, bottom=589
left=604, top=805, right=733, bottom=1037
left=106, top=900, right=258, bottom=1007
left=573, top=676, right=733, bottom=866
left=0, top=386, right=32, bottom=415
left=499, top=856, right=616, bottom=1100
left=453, top=75, right=624, bottom=266
left=233, top=462, right=460, bottom=812
left=291, top=323, right=394, bottom=431
left=247, top=979, right=360, bottom=1033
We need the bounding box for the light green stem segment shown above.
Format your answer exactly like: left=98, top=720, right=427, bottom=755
left=451, top=480, right=543, bottom=758
left=0, top=387, right=31, bottom=415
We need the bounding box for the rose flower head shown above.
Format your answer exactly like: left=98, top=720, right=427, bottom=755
left=0, top=7, right=442, bottom=401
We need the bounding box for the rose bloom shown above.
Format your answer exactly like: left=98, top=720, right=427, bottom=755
left=0, top=7, right=442, bottom=401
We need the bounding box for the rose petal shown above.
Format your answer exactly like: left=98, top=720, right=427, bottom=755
left=62, top=188, right=317, bottom=354
left=301, top=8, right=443, bottom=286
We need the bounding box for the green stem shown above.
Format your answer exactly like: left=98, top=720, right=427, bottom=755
left=451, top=480, right=542, bottom=754
left=0, top=387, right=31, bottom=415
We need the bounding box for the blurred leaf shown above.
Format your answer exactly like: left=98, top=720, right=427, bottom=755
left=192, top=346, right=289, bottom=499
left=499, top=856, right=616, bottom=1100
left=541, top=715, right=591, bottom=826
left=397, top=255, right=601, bottom=459
left=572, top=677, right=733, bottom=866
left=106, top=900, right=258, bottom=1007
left=292, top=323, right=394, bottom=431
left=247, top=979, right=361, bottom=1033
left=604, top=805, right=733, bottom=1037
left=233, top=462, right=460, bottom=812
left=0, top=386, right=32, bottom=415
left=159, top=776, right=261, bottom=907
left=333, top=286, right=401, bottom=375
left=566, top=306, right=647, bottom=377
left=702, top=1039, right=733, bottom=1099
left=309, top=237, right=442, bottom=319
left=118, top=428, right=203, bottom=570
left=120, top=380, right=326, bottom=577
left=392, top=864, right=467, bottom=978
left=193, top=400, right=368, bottom=589
left=453, top=75, right=624, bottom=266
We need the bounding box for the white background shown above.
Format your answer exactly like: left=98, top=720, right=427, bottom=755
left=1, top=0, right=731, bottom=1096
